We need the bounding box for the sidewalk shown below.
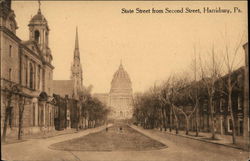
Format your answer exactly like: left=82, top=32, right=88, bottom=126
left=131, top=125, right=249, bottom=152
left=2, top=125, right=111, bottom=145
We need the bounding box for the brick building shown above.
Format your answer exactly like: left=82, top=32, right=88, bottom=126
left=176, top=42, right=249, bottom=138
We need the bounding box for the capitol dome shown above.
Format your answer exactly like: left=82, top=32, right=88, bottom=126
left=110, top=63, right=132, bottom=93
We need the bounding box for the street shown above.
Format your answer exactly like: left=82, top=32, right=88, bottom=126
left=2, top=124, right=249, bottom=161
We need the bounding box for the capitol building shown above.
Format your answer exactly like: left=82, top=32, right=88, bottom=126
left=93, top=62, right=133, bottom=120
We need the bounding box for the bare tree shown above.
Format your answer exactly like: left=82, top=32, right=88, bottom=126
left=161, top=76, right=187, bottom=134
left=18, top=95, right=27, bottom=140
left=199, top=44, right=223, bottom=139
left=221, top=33, right=245, bottom=144
left=1, top=83, right=19, bottom=142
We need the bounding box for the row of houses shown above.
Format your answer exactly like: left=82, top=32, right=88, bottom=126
left=172, top=43, right=249, bottom=137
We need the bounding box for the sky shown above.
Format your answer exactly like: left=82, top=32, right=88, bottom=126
left=12, top=1, right=248, bottom=93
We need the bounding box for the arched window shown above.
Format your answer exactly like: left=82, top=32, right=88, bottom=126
left=24, top=62, right=28, bottom=86
left=30, top=63, right=34, bottom=89
left=34, top=30, right=40, bottom=43
left=37, top=66, right=40, bottom=89
left=46, top=32, right=49, bottom=45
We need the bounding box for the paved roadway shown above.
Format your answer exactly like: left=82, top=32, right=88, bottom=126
left=2, top=124, right=249, bottom=161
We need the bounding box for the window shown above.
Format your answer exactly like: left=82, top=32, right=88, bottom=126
left=25, top=63, right=28, bottom=86
left=8, top=68, right=12, bottom=81
left=41, top=108, right=44, bottom=126
left=33, top=103, right=36, bottom=126
left=228, top=118, right=233, bottom=132
left=34, top=30, right=40, bottom=43
left=38, top=106, right=40, bottom=126
left=9, top=45, right=12, bottom=57
left=37, top=66, right=40, bottom=89
left=220, top=99, right=225, bottom=112
left=29, top=63, right=34, bottom=89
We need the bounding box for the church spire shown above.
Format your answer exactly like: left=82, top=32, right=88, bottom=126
left=74, top=27, right=80, bottom=59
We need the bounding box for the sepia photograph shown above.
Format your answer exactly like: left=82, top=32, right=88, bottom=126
left=0, top=0, right=248, bottom=160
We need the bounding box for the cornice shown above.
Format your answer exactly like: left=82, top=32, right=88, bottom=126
left=0, top=26, right=21, bottom=42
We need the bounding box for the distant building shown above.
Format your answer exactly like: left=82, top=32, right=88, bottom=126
left=94, top=62, right=133, bottom=120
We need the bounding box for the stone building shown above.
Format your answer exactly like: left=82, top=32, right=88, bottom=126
left=94, top=62, right=133, bottom=120
left=1, top=0, right=55, bottom=136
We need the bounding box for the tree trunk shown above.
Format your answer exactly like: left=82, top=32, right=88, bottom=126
left=186, top=117, right=189, bottom=135
left=164, top=108, right=167, bottom=131
left=195, top=106, right=199, bottom=137
left=173, top=107, right=179, bottom=134
left=175, top=119, right=179, bottom=134
left=161, top=107, right=165, bottom=131
left=18, top=109, right=24, bottom=140
left=2, top=107, right=11, bottom=142
left=18, top=101, right=25, bottom=140
left=209, top=96, right=216, bottom=139
left=228, top=85, right=236, bottom=144
left=85, top=117, right=87, bottom=129
left=170, top=106, right=172, bottom=132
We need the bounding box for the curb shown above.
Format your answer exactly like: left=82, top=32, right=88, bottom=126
left=129, top=125, right=169, bottom=147
left=133, top=125, right=248, bottom=152
left=164, top=130, right=247, bottom=151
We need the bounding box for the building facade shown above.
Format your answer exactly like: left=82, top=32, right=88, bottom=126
left=174, top=61, right=249, bottom=138
left=94, top=62, right=133, bottom=120
left=1, top=0, right=55, bottom=137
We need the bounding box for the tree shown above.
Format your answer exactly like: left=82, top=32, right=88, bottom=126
left=1, top=83, right=19, bottom=142
left=18, top=95, right=27, bottom=140
left=160, top=76, right=187, bottom=134
left=78, top=85, right=93, bottom=129
left=199, top=45, right=223, bottom=139
left=221, top=33, right=245, bottom=144
left=78, top=85, right=109, bottom=129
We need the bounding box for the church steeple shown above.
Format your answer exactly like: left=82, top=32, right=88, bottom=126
left=74, top=27, right=80, bottom=59
left=28, top=0, right=52, bottom=63
left=71, top=27, right=83, bottom=98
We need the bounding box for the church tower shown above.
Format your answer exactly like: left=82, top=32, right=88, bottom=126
left=71, top=27, right=83, bottom=97
left=27, top=2, right=54, bottom=95
left=28, top=3, right=52, bottom=63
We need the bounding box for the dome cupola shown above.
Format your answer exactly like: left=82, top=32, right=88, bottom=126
left=30, top=9, right=48, bottom=24
left=110, top=62, right=132, bottom=93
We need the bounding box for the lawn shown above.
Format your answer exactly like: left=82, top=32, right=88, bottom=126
left=50, top=124, right=166, bottom=151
